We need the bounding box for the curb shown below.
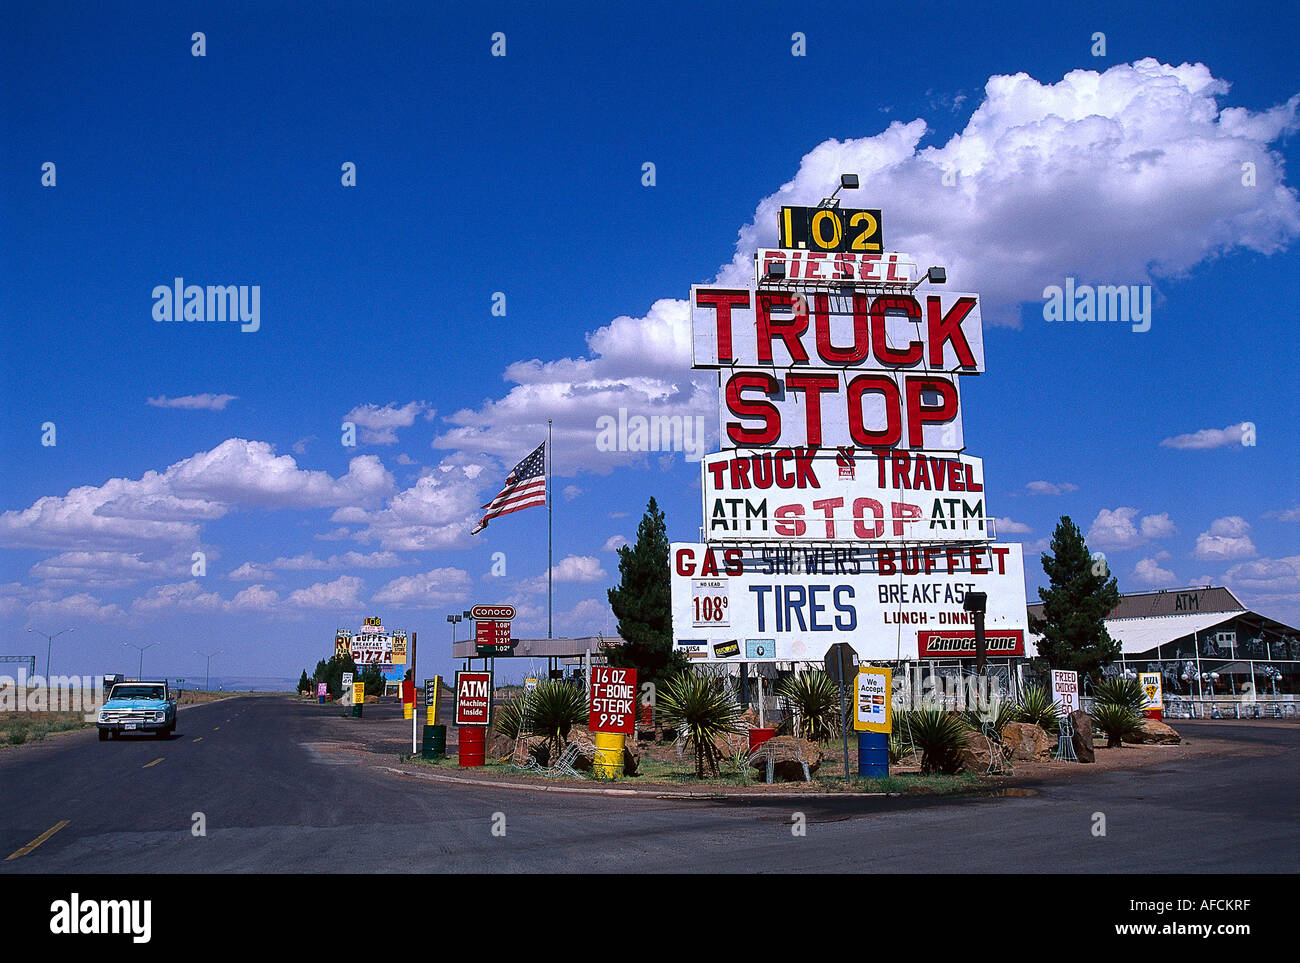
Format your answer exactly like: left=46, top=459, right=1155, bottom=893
left=376, top=764, right=895, bottom=801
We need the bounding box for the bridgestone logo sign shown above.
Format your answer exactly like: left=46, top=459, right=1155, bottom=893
left=917, top=630, right=1024, bottom=658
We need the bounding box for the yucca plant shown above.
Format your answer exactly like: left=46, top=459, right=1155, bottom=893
left=775, top=669, right=841, bottom=742
left=493, top=693, right=530, bottom=740
left=961, top=697, right=1018, bottom=741
left=656, top=671, right=744, bottom=778
left=899, top=708, right=968, bottom=774
left=1091, top=702, right=1142, bottom=748
left=889, top=705, right=915, bottom=764
left=1016, top=684, right=1064, bottom=732
left=526, top=680, right=587, bottom=755
left=1094, top=677, right=1145, bottom=713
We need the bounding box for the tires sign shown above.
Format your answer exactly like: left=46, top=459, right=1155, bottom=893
left=671, top=541, right=1027, bottom=662
left=589, top=666, right=637, bottom=734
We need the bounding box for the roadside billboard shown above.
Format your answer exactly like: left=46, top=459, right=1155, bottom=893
left=702, top=448, right=988, bottom=542
left=670, top=541, right=1027, bottom=663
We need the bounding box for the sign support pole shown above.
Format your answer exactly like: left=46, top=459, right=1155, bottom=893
left=547, top=419, right=553, bottom=640
left=410, top=630, right=418, bottom=755
left=839, top=679, right=850, bottom=787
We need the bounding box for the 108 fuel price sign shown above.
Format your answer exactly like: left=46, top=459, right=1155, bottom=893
left=691, top=579, right=730, bottom=627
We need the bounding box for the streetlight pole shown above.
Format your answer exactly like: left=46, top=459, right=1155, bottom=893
left=27, top=626, right=73, bottom=679
left=194, top=650, right=221, bottom=691
left=123, top=641, right=159, bottom=678
left=447, top=614, right=462, bottom=668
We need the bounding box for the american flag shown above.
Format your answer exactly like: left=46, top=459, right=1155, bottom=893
left=471, top=442, right=547, bottom=535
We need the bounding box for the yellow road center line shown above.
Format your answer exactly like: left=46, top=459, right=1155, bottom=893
left=6, top=820, right=69, bottom=861
left=142, top=757, right=164, bottom=768
left=192, top=737, right=203, bottom=743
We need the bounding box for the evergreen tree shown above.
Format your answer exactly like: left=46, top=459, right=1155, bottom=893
left=606, top=497, right=687, bottom=687
left=321, top=653, right=357, bottom=699
left=1028, top=515, right=1122, bottom=679
left=297, top=670, right=311, bottom=694
left=359, top=662, right=386, bottom=697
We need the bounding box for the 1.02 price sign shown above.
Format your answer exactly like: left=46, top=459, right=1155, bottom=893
left=589, top=666, right=638, bottom=734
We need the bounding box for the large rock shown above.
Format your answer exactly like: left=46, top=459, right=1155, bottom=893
left=1129, top=719, right=1181, bottom=745
left=488, top=728, right=516, bottom=761
left=958, top=731, right=997, bottom=772
left=564, top=726, right=640, bottom=775
left=1069, top=710, right=1095, bottom=763
left=747, top=735, right=822, bottom=781
left=1002, top=722, right=1053, bottom=762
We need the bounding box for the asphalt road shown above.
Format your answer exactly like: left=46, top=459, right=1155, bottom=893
left=1, top=696, right=1296, bottom=873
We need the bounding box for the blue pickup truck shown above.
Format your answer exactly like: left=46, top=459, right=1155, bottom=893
left=97, top=681, right=177, bottom=740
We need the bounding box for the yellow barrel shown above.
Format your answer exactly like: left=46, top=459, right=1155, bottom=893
left=592, top=731, right=625, bottom=780
left=403, top=703, right=414, bottom=720
left=426, top=705, right=437, bottom=725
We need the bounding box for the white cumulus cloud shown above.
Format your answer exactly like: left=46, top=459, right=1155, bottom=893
left=1159, top=423, right=1249, bottom=450
left=1193, top=516, right=1257, bottom=561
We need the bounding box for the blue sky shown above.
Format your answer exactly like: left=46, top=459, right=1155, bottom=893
left=2, top=1, right=1298, bottom=684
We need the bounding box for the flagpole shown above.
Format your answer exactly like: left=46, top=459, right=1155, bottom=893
left=547, top=419, right=553, bottom=640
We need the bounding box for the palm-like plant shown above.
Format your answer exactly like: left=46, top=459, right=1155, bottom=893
left=526, top=680, right=587, bottom=755
left=899, top=708, right=968, bottom=774
left=493, top=693, right=529, bottom=740
left=1094, top=677, right=1145, bottom=713
left=656, top=671, right=744, bottom=778
left=961, top=698, right=1019, bottom=741
left=1091, top=701, right=1142, bottom=748
left=775, top=669, right=841, bottom=742
left=1016, top=684, right=1064, bottom=732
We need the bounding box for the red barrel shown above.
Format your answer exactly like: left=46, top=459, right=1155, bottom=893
left=1144, top=708, right=1163, bottom=721
left=748, top=727, right=777, bottom=751
left=459, top=726, right=486, bottom=767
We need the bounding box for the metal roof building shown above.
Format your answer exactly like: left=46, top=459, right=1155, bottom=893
left=1027, top=586, right=1299, bottom=708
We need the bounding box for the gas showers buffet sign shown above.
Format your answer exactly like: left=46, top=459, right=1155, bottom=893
left=670, top=541, right=1028, bottom=663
